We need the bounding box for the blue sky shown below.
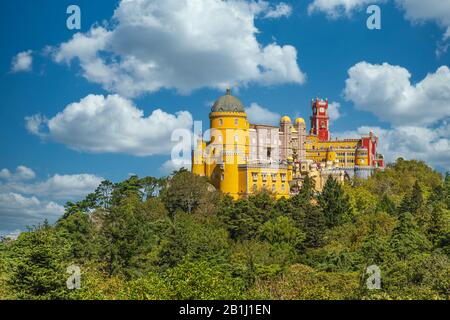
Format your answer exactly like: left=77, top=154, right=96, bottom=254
left=1, top=0, right=449, bottom=236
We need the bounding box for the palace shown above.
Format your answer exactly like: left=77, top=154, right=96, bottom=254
left=192, top=90, right=385, bottom=199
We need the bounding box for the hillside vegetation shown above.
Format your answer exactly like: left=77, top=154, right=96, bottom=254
left=0, top=158, right=449, bottom=300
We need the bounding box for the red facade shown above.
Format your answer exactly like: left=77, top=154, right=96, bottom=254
left=310, top=98, right=330, bottom=141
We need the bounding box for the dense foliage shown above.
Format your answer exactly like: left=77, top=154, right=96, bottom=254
left=0, top=159, right=449, bottom=300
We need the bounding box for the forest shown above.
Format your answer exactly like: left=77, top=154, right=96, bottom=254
left=0, top=158, right=449, bottom=300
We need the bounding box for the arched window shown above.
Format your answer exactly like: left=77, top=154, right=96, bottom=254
left=218, top=119, right=223, bottom=126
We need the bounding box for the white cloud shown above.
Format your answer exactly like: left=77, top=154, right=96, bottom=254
left=26, top=94, right=193, bottom=156
left=328, top=102, right=342, bottom=121
left=159, top=159, right=192, bottom=175
left=395, top=0, right=450, bottom=38
left=0, top=192, right=64, bottom=232
left=52, top=0, right=305, bottom=97
left=0, top=229, right=22, bottom=240
left=308, top=0, right=382, bottom=18
left=264, top=2, right=292, bottom=19
left=25, top=114, right=47, bottom=138
left=308, top=0, right=450, bottom=41
left=344, top=62, right=450, bottom=126
left=335, top=123, right=450, bottom=170
left=0, top=167, right=103, bottom=234
left=246, top=102, right=281, bottom=126
left=0, top=166, right=36, bottom=181
left=5, top=174, right=104, bottom=201
left=11, top=50, right=33, bottom=73
left=0, top=169, right=11, bottom=180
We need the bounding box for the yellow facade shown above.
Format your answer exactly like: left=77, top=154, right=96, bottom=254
left=306, top=135, right=363, bottom=168
left=192, top=91, right=381, bottom=198
left=192, top=90, right=292, bottom=199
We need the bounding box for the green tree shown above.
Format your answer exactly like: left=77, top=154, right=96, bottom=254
left=378, top=194, right=397, bottom=215
left=219, top=192, right=276, bottom=241
left=158, top=212, right=230, bottom=268
left=260, top=216, right=305, bottom=249
left=427, top=203, right=448, bottom=247
left=161, top=170, right=216, bottom=216
left=167, top=259, right=244, bottom=300
left=318, top=176, right=352, bottom=228
left=56, top=211, right=99, bottom=260
left=7, top=223, right=72, bottom=299
left=99, top=195, right=166, bottom=277
left=303, top=205, right=327, bottom=248
left=389, top=210, right=431, bottom=260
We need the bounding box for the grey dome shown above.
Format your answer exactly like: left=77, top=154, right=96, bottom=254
left=211, top=89, right=245, bottom=113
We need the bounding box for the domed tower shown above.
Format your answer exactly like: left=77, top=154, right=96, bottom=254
left=295, top=117, right=307, bottom=161
left=208, top=89, right=249, bottom=198
left=280, top=116, right=292, bottom=161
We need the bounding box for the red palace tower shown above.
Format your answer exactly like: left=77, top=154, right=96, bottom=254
left=310, top=98, right=330, bottom=141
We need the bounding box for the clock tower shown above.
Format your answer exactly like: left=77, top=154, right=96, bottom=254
left=310, top=98, right=330, bottom=142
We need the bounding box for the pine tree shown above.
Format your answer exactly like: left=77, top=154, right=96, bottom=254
left=444, top=172, right=450, bottom=209
left=8, top=224, right=72, bottom=299
left=409, top=181, right=424, bottom=214
left=304, top=205, right=326, bottom=248
left=390, top=210, right=431, bottom=260
left=318, top=176, right=353, bottom=228
left=299, top=175, right=316, bottom=202
left=378, top=194, right=397, bottom=215
left=427, top=203, right=447, bottom=247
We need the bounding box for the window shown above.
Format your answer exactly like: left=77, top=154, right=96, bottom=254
left=262, top=173, right=267, bottom=182
left=219, top=119, right=223, bottom=126
left=253, top=184, right=257, bottom=192
left=221, top=173, right=224, bottom=181
left=235, top=119, right=239, bottom=126
left=252, top=172, right=258, bottom=182
left=281, top=184, right=285, bottom=191
left=272, top=184, right=276, bottom=192
left=281, top=174, right=286, bottom=182
left=234, top=135, right=239, bottom=143
left=267, top=147, right=272, bottom=159
left=271, top=173, right=277, bottom=181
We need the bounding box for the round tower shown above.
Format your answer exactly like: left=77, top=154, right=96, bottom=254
left=209, top=89, right=249, bottom=198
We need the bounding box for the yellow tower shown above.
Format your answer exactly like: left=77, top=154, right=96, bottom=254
left=207, top=89, right=249, bottom=199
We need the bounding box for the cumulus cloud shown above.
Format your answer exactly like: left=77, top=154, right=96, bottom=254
left=4, top=174, right=104, bottom=201
left=263, top=2, right=293, bottom=19
left=308, top=0, right=382, bottom=18
left=328, top=102, right=342, bottom=121
left=51, top=0, right=305, bottom=97
left=344, top=62, right=450, bottom=126
left=26, top=94, right=193, bottom=156
left=10, top=50, right=33, bottom=73
left=245, top=102, right=281, bottom=126
left=341, top=61, right=450, bottom=170
left=0, top=192, right=64, bottom=231
left=0, top=167, right=103, bottom=234
left=159, top=159, right=192, bottom=175
left=0, top=229, right=22, bottom=240
left=0, top=166, right=36, bottom=181
left=335, top=124, right=450, bottom=170
left=308, top=0, right=450, bottom=41
left=395, top=0, right=450, bottom=39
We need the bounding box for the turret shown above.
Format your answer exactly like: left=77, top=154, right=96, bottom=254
left=310, top=98, right=330, bottom=142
